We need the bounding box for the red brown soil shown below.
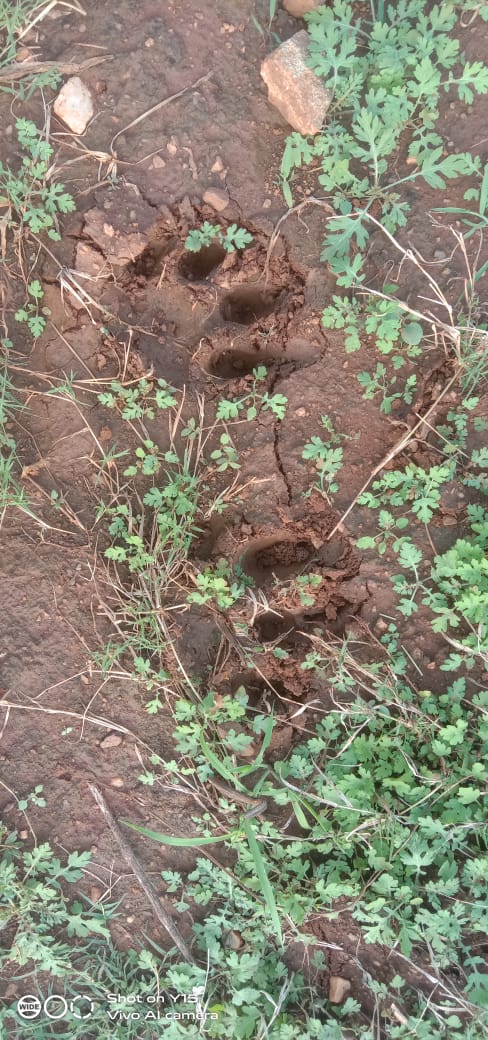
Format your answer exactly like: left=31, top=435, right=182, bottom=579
left=0, top=0, right=487, bottom=1021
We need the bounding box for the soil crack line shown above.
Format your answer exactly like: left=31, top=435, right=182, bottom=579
left=273, top=421, right=292, bottom=505
left=268, top=365, right=293, bottom=505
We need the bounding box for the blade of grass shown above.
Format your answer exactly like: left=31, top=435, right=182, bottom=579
left=124, top=820, right=239, bottom=847
left=241, top=817, right=283, bottom=946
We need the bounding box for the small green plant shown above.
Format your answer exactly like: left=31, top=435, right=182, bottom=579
left=302, top=414, right=345, bottom=500
left=0, top=827, right=111, bottom=978
left=322, top=292, right=424, bottom=354
left=424, top=505, right=488, bottom=669
left=359, top=461, right=455, bottom=523
left=356, top=508, right=410, bottom=555
left=185, top=221, right=253, bottom=253
left=216, top=366, right=288, bottom=421
left=274, top=571, right=323, bottom=608
left=357, top=361, right=417, bottom=414
left=98, top=378, right=178, bottom=421
left=210, top=432, right=240, bottom=472
left=0, top=119, right=75, bottom=239
left=188, top=561, right=251, bottom=610
left=14, top=278, right=48, bottom=338
left=17, top=784, right=46, bottom=811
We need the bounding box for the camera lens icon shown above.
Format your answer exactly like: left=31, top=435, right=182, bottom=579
left=17, top=995, right=42, bottom=1020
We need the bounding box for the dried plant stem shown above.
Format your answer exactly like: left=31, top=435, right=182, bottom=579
left=89, top=783, right=194, bottom=963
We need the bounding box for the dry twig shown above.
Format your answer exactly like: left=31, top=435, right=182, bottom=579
left=89, top=783, right=194, bottom=963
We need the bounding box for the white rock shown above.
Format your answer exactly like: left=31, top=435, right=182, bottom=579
left=54, top=77, right=94, bottom=135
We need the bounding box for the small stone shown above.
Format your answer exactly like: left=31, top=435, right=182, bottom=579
left=19, top=830, right=29, bottom=840
left=110, top=777, right=124, bottom=787
left=83, top=186, right=156, bottom=265
left=54, top=76, right=94, bottom=135
left=90, top=844, right=98, bottom=853
left=126, top=915, right=135, bottom=924
left=223, top=929, right=243, bottom=950
left=75, top=241, right=106, bottom=279
left=145, top=37, right=155, bottom=47
left=283, top=0, right=320, bottom=14
left=434, top=249, right=447, bottom=259
left=261, top=31, right=332, bottom=135
left=263, top=198, right=272, bottom=209
left=328, top=976, right=351, bottom=1004
left=151, top=154, right=166, bottom=169
left=100, top=733, right=123, bottom=749
left=166, top=139, right=178, bottom=156
left=211, top=156, right=224, bottom=173
left=90, top=885, right=103, bottom=902
left=295, top=407, right=307, bottom=417
left=203, top=187, right=230, bottom=212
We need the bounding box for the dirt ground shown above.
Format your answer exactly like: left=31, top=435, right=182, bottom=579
left=0, top=0, right=487, bottom=1022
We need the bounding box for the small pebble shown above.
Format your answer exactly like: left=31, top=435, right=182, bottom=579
left=263, top=198, right=272, bottom=209
left=203, top=187, right=230, bottom=212
left=211, top=156, right=224, bottom=173
left=110, top=777, right=124, bottom=787
left=100, top=733, right=123, bottom=749
left=329, top=976, right=351, bottom=1004
left=434, top=249, right=447, bottom=259
left=19, top=830, right=29, bottom=840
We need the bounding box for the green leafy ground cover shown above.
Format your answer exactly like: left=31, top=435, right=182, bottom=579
left=0, top=1, right=487, bottom=1038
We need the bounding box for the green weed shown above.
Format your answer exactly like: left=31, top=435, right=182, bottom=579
left=357, top=361, right=417, bottom=414
left=185, top=222, right=253, bottom=254
left=0, top=826, right=112, bottom=978
left=281, top=0, right=488, bottom=286
left=302, top=414, right=346, bottom=500
left=0, top=119, right=75, bottom=240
